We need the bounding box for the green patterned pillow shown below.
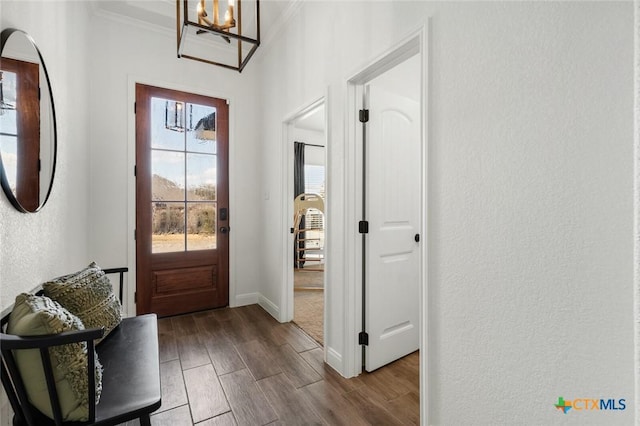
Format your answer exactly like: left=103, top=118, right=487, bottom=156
left=43, top=262, right=122, bottom=344
left=7, top=293, right=103, bottom=422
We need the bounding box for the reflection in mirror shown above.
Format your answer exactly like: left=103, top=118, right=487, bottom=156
left=0, top=29, right=56, bottom=213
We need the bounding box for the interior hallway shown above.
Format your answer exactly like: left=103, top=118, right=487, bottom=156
left=144, top=304, right=419, bottom=425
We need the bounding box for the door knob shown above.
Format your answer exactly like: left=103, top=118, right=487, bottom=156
left=219, top=226, right=229, bottom=234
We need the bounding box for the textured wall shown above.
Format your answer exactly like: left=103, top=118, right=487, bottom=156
left=635, top=0, right=640, bottom=422
left=0, top=2, right=91, bottom=312
left=0, top=2, right=92, bottom=425
left=255, top=1, right=634, bottom=424
left=86, top=9, right=263, bottom=313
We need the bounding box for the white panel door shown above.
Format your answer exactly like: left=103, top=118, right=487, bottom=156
left=365, top=80, right=421, bottom=372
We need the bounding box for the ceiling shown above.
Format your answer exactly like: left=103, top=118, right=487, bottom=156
left=92, top=0, right=297, bottom=48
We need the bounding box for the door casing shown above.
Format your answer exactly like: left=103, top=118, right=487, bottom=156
left=125, top=76, right=237, bottom=317
left=134, top=83, right=229, bottom=317
left=344, top=25, right=429, bottom=422
left=281, top=95, right=328, bottom=335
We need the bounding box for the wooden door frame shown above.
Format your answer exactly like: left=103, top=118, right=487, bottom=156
left=344, top=25, right=429, bottom=422
left=134, top=83, right=229, bottom=316
left=125, top=76, right=236, bottom=317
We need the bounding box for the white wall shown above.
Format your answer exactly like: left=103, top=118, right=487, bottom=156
left=86, top=9, right=263, bottom=312
left=0, top=2, right=92, bottom=310
left=634, top=0, right=640, bottom=417
left=255, top=1, right=634, bottom=424
left=0, top=1, right=635, bottom=424
left=0, top=2, right=92, bottom=424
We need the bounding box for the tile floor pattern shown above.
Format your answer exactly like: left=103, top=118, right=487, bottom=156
left=123, top=304, right=419, bottom=425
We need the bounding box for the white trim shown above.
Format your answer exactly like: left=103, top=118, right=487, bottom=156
left=258, top=294, right=280, bottom=319
left=419, top=22, right=431, bottom=426
left=343, top=25, right=429, bottom=425
left=281, top=94, right=332, bottom=363
left=281, top=96, right=328, bottom=316
left=126, top=75, right=236, bottom=317
left=256, top=0, right=304, bottom=53
left=326, top=346, right=343, bottom=370
left=633, top=1, right=639, bottom=424
left=235, top=292, right=259, bottom=306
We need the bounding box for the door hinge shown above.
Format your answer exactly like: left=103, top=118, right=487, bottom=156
left=359, top=109, right=369, bottom=123
left=359, top=331, right=369, bottom=346
left=358, top=221, right=369, bottom=234
left=134, top=229, right=137, bottom=240
left=134, top=292, right=137, bottom=303
left=134, top=102, right=137, bottom=114
left=134, top=165, right=137, bottom=177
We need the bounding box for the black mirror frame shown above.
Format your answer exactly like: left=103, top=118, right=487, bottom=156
left=0, top=28, right=57, bottom=213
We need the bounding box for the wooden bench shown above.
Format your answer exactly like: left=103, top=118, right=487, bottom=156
left=0, top=268, right=162, bottom=426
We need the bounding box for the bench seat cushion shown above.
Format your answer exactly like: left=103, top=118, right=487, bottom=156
left=94, top=314, right=161, bottom=425
left=7, top=293, right=103, bottom=422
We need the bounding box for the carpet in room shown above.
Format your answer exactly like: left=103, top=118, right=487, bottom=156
left=293, top=289, right=323, bottom=345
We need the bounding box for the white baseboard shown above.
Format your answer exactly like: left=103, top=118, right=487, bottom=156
left=233, top=292, right=281, bottom=323
left=326, top=346, right=345, bottom=375
left=258, top=294, right=280, bottom=320
left=233, top=292, right=259, bottom=307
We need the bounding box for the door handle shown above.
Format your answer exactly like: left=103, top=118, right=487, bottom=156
left=414, top=234, right=420, bottom=243
left=219, top=226, right=229, bottom=234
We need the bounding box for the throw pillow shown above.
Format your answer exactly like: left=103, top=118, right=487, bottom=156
left=7, top=293, right=103, bottom=422
left=43, top=262, right=122, bottom=344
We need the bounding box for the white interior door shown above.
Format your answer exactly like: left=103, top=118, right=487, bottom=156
left=365, top=57, right=421, bottom=372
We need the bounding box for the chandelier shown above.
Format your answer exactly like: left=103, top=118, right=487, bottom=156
left=176, top=0, right=260, bottom=72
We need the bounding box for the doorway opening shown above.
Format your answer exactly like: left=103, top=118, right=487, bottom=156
left=283, top=99, right=327, bottom=346
left=135, top=83, right=230, bottom=317
left=345, top=27, right=427, bottom=420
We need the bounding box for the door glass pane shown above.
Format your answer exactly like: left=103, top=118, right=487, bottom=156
left=148, top=96, right=218, bottom=254
left=187, top=202, right=216, bottom=251
left=151, top=97, right=186, bottom=151
left=186, top=153, right=216, bottom=201
left=152, top=202, right=185, bottom=253
left=152, top=150, right=185, bottom=201
left=187, top=104, right=216, bottom=154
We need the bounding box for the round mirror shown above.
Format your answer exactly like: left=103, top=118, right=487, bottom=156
left=0, top=28, right=57, bottom=213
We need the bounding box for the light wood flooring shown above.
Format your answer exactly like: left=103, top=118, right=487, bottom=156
left=134, top=304, right=419, bottom=425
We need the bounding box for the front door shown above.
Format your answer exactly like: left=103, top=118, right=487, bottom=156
left=364, top=55, right=421, bottom=371
left=135, top=84, right=229, bottom=317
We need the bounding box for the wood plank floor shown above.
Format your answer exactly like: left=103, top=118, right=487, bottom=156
left=132, top=304, right=419, bottom=425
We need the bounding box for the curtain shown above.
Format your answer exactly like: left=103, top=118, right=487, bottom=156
left=294, top=142, right=305, bottom=268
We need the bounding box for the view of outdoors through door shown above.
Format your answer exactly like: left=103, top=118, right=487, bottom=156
left=292, top=104, right=326, bottom=346
left=136, top=84, right=229, bottom=317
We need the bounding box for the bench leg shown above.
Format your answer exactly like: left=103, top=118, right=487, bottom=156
left=140, top=414, right=151, bottom=426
